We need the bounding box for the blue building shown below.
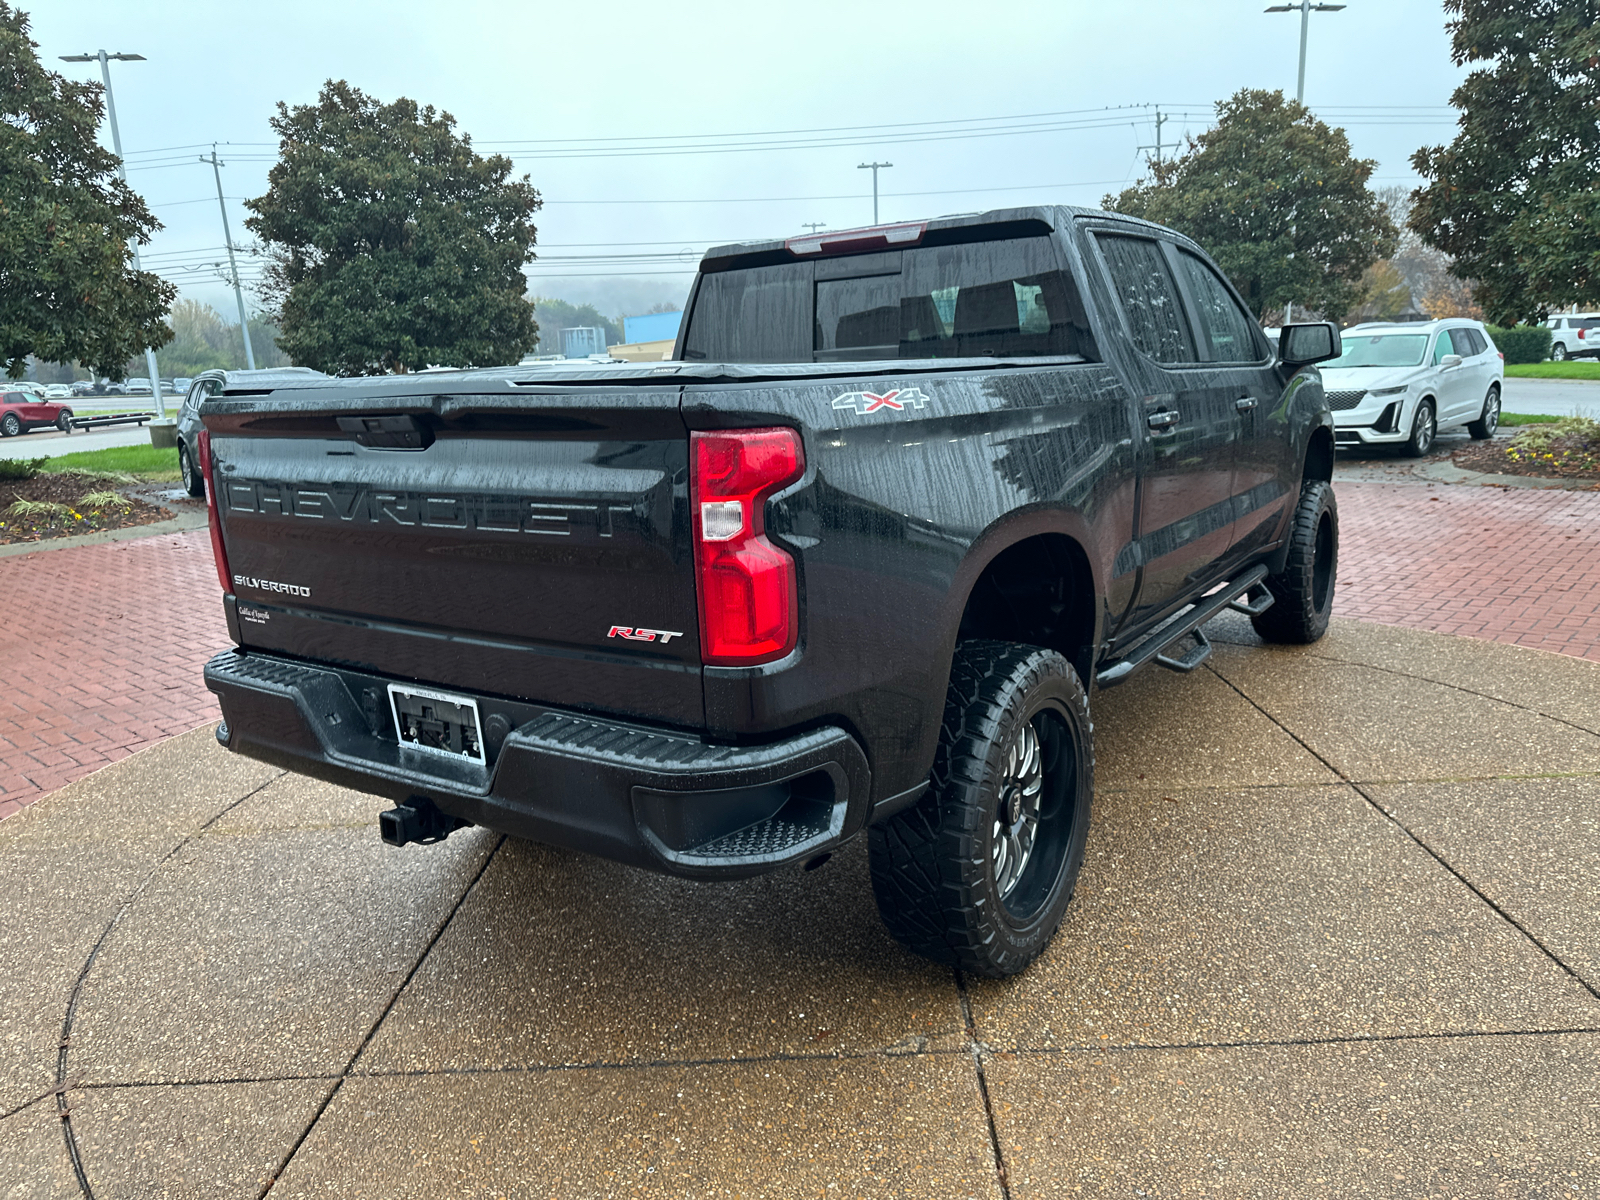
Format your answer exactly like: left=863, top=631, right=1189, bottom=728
left=622, top=311, right=683, bottom=345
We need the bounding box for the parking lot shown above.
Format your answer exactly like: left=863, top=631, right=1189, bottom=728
left=2, top=442, right=1599, bottom=1196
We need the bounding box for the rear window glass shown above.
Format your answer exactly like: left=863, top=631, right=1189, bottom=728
left=683, top=236, right=1095, bottom=364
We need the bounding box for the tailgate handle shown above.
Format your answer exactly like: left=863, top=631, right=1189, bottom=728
left=1147, top=409, right=1181, bottom=430
left=337, top=414, right=433, bottom=450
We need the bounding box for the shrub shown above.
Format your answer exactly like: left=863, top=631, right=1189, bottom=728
left=0, top=457, right=47, bottom=481
left=1506, top=416, right=1600, bottom=471
left=78, top=490, right=130, bottom=509
left=1485, top=324, right=1554, bottom=364
left=2, top=498, right=71, bottom=521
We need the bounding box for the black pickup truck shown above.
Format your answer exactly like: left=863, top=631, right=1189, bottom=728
left=201, top=206, right=1341, bottom=977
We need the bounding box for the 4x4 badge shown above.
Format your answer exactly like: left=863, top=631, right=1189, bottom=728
left=832, top=387, right=931, bottom=417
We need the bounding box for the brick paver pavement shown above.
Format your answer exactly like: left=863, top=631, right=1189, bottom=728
left=1, top=481, right=1597, bottom=820
left=0, top=529, right=224, bottom=819
left=1335, top=482, right=1600, bottom=663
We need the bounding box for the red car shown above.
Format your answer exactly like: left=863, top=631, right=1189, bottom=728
left=0, top=389, right=74, bottom=437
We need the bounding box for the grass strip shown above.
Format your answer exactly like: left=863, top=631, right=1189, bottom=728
left=38, top=445, right=181, bottom=482
left=1504, top=362, right=1600, bottom=380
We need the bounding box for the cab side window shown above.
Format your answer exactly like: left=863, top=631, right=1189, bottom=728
left=1095, top=234, right=1196, bottom=364
left=1175, top=251, right=1263, bottom=363
left=1432, top=329, right=1458, bottom=364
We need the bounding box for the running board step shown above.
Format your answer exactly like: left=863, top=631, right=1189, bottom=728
left=1096, top=566, right=1272, bottom=689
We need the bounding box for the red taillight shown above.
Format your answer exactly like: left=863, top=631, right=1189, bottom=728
left=691, top=428, right=804, bottom=665
left=197, top=429, right=232, bottom=594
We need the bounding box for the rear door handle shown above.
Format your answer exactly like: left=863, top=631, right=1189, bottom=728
left=1147, top=410, right=1181, bottom=430
left=1235, top=396, right=1258, bottom=411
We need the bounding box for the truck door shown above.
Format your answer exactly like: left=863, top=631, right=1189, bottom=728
left=1169, top=247, right=1291, bottom=563
left=1091, top=231, right=1240, bottom=632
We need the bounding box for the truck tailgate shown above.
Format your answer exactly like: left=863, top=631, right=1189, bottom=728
left=205, top=384, right=701, bottom=728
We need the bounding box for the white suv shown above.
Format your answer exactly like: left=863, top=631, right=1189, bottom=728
left=1545, top=313, right=1600, bottom=361
left=1324, top=319, right=1504, bottom=457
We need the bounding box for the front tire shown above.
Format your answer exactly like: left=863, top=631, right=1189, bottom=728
left=1467, top=385, right=1500, bottom=440
left=179, top=443, right=205, bottom=498
left=1402, top=399, right=1436, bottom=458
left=1251, top=480, right=1338, bottom=644
left=869, top=640, right=1093, bottom=978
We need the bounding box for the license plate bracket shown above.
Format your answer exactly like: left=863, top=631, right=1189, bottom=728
left=388, top=683, right=487, bottom=766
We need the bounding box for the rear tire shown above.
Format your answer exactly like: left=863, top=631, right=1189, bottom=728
left=868, top=640, right=1093, bottom=978
left=1552, top=343, right=1568, bottom=362
left=1467, top=385, right=1500, bottom=440
left=1402, top=399, right=1436, bottom=458
left=1251, top=480, right=1338, bottom=645
left=179, top=443, right=205, bottom=498
left=1, top=413, right=18, bottom=437
left=56, top=410, right=73, bottom=434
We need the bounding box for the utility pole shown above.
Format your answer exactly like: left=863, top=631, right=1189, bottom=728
left=60, top=50, right=166, bottom=416
left=1264, top=1, right=1346, bottom=104
left=200, top=145, right=256, bottom=369
left=801, top=222, right=826, bottom=234
left=1136, top=107, right=1168, bottom=166
left=857, top=162, right=892, bottom=225
left=1263, top=3, right=1344, bottom=327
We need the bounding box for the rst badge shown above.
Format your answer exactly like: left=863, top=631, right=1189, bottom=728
left=608, top=626, right=683, bottom=645
left=832, top=387, right=931, bottom=417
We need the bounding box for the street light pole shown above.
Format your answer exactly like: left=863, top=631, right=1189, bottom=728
left=201, top=145, right=256, bottom=369
left=1264, top=1, right=1346, bottom=104
left=59, top=50, right=166, bottom=416
left=857, top=162, right=892, bottom=225
left=1263, top=3, right=1344, bottom=327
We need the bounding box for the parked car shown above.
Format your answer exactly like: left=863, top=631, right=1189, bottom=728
left=42, top=384, right=73, bottom=399
left=171, top=376, right=193, bottom=398
left=1546, top=313, right=1600, bottom=361
left=69, top=380, right=95, bottom=396
left=1, top=388, right=74, bottom=436
left=200, top=206, right=1343, bottom=978
left=176, top=367, right=330, bottom=496
left=1323, top=319, right=1504, bottom=456
left=125, top=379, right=154, bottom=397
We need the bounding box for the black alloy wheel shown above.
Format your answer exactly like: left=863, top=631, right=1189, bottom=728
left=868, top=640, right=1093, bottom=978
left=1403, top=399, right=1437, bottom=458
left=1251, top=480, right=1338, bottom=645
left=1467, top=386, right=1501, bottom=440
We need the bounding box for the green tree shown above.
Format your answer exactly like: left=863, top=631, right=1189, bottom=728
left=1410, top=0, right=1600, bottom=325
left=1105, top=89, right=1397, bottom=322
left=0, top=3, right=173, bottom=379
left=245, top=81, right=542, bottom=375
left=530, top=297, right=621, bottom=355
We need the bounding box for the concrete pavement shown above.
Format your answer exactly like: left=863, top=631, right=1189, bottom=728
left=2, top=615, right=1598, bottom=1197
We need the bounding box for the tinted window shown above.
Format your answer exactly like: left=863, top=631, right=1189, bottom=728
left=683, top=262, right=813, bottom=363
left=1457, top=328, right=1486, bottom=356
left=683, top=236, right=1094, bottom=363
left=1096, top=235, right=1195, bottom=363
left=1175, top=251, right=1262, bottom=362
left=1432, top=329, right=1458, bottom=364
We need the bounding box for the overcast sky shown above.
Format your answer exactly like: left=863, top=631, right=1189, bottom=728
left=30, top=0, right=1467, bottom=321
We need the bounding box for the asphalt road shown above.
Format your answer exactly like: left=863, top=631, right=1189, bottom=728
left=0, top=423, right=161, bottom=459
left=1501, top=375, right=1600, bottom=417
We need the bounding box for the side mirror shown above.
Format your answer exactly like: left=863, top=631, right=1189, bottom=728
left=1279, top=321, right=1342, bottom=366
left=1439, top=354, right=1463, bottom=368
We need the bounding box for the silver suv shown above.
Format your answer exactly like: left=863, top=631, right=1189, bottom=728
left=1322, top=319, right=1505, bottom=456
left=1545, top=313, right=1600, bottom=361
left=177, top=368, right=329, bottom=496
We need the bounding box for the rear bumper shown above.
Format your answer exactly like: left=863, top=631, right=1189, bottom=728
left=204, top=649, right=871, bottom=880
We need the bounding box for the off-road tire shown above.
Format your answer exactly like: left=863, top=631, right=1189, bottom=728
left=56, top=410, right=73, bottom=434
left=1251, top=480, right=1338, bottom=645
left=868, top=640, right=1093, bottom=978
left=1402, top=399, right=1436, bottom=458
left=179, top=443, right=205, bottom=497
left=0, top=413, right=19, bottom=437
left=1467, top=385, right=1500, bottom=440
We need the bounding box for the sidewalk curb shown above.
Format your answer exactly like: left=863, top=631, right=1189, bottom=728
left=1415, top=460, right=1591, bottom=490
left=0, top=508, right=209, bottom=559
